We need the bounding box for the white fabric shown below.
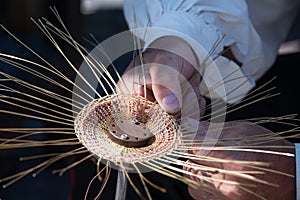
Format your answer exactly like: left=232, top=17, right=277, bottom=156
left=296, top=143, right=300, bottom=200
left=200, top=56, right=254, bottom=104
left=123, top=0, right=300, bottom=103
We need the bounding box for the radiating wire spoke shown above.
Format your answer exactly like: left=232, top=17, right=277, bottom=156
left=0, top=6, right=298, bottom=200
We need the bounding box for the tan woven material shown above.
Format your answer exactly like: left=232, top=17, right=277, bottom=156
left=74, top=94, right=180, bottom=163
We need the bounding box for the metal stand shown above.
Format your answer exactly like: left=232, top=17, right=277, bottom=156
left=115, top=168, right=127, bottom=200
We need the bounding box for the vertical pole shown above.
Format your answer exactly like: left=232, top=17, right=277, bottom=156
left=115, top=168, right=127, bottom=200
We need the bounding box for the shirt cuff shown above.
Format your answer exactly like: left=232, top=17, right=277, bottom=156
left=142, top=11, right=224, bottom=58
left=200, top=56, right=255, bottom=104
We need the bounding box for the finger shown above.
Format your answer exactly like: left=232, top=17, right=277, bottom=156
left=183, top=160, right=228, bottom=200
left=180, top=85, right=206, bottom=120
left=149, top=63, right=182, bottom=113
left=116, top=63, right=155, bottom=99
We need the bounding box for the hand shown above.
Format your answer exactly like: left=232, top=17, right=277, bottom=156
left=117, top=36, right=205, bottom=116
left=183, top=120, right=295, bottom=200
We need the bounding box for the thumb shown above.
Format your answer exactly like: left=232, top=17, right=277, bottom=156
left=149, top=64, right=182, bottom=113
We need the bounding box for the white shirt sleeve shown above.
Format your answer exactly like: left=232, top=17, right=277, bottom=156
left=296, top=143, right=300, bottom=200
left=123, top=0, right=300, bottom=103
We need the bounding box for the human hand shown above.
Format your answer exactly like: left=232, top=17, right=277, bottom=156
left=117, top=36, right=205, bottom=116
left=183, top=120, right=295, bottom=200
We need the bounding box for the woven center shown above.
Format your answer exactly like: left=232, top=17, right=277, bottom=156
left=74, top=94, right=180, bottom=163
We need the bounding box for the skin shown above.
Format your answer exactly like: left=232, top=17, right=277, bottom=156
left=118, top=36, right=295, bottom=199
left=183, top=120, right=295, bottom=200
left=117, top=36, right=205, bottom=116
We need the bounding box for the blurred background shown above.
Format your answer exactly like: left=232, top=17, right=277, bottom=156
left=0, top=0, right=299, bottom=199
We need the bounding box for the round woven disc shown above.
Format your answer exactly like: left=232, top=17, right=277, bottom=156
left=74, top=94, right=179, bottom=163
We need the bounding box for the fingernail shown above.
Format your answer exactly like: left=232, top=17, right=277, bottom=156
left=162, top=94, right=180, bottom=113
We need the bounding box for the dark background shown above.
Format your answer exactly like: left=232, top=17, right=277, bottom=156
left=0, top=1, right=299, bottom=200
